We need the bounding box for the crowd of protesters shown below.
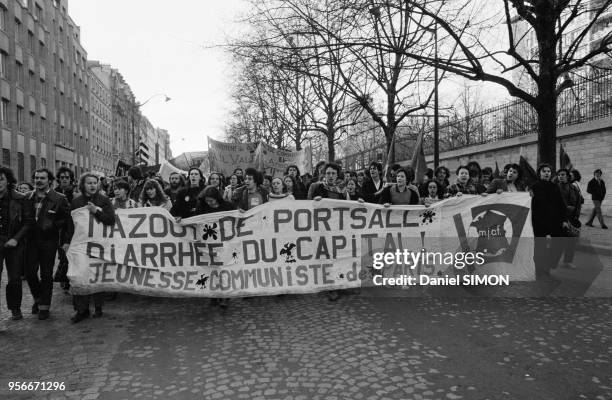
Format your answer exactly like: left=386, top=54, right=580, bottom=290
left=0, top=159, right=607, bottom=323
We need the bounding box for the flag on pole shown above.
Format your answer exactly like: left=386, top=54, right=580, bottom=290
left=519, top=155, right=537, bottom=188
left=493, top=161, right=501, bottom=179
left=411, top=131, right=428, bottom=184
left=559, top=142, right=573, bottom=170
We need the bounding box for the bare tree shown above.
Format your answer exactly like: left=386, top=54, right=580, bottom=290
left=393, top=0, right=612, bottom=166
left=280, top=0, right=438, bottom=163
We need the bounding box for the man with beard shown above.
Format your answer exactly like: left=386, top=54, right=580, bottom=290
left=164, top=172, right=185, bottom=204
left=25, top=169, right=71, bottom=320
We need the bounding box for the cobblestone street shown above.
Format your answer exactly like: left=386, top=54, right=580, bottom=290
left=1, top=224, right=611, bottom=400
left=2, top=262, right=612, bottom=400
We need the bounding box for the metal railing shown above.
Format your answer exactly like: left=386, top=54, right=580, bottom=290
left=339, top=71, right=612, bottom=171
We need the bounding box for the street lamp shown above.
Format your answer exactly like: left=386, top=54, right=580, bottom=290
left=131, top=94, right=171, bottom=165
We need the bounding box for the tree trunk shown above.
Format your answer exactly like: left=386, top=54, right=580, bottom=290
left=327, top=133, right=335, bottom=161
left=385, top=124, right=395, bottom=165
left=535, top=2, right=558, bottom=167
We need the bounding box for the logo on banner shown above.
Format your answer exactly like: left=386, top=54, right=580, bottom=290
left=453, top=204, right=530, bottom=264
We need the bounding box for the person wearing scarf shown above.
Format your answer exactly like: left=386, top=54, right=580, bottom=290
left=269, top=177, right=295, bottom=201
left=309, top=162, right=345, bottom=200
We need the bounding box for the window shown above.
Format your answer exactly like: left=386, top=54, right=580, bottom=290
left=0, top=52, right=5, bottom=78
left=39, top=42, right=46, bottom=58
left=15, top=19, right=21, bottom=41
left=41, top=157, right=46, bottom=167
left=0, top=7, right=5, bottom=31
left=2, top=148, right=10, bottom=166
left=28, top=71, right=35, bottom=92
left=29, top=112, right=35, bottom=136
left=28, top=32, right=34, bottom=54
left=41, top=117, right=46, bottom=140
left=16, top=62, right=23, bottom=86
left=41, top=79, right=47, bottom=99
left=17, top=152, right=24, bottom=181
left=16, top=107, right=23, bottom=131
left=30, top=155, right=36, bottom=170
left=0, top=99, right=8, bottom=126
left=35, top=4, right=42, bottom=22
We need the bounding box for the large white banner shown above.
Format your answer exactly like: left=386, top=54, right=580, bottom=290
left=67, top=194, right=534, bottom=297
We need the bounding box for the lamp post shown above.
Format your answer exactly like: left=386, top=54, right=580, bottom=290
left=131, top=94, right=171, bottom=165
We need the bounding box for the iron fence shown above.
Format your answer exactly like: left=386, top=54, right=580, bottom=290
left=339, top=71, right=612, bottom=171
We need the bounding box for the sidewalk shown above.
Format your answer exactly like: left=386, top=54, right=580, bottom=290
left=576, top=220, right=612, bottom=256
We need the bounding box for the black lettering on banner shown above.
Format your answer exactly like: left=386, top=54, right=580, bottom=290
left=159, top=243, right=177, bottom=267
left=141, top=244, right=159, bottom=268
left=295, top=209, right=311, bottom=231
left=332, top=207, right=350, bottom=230
left=87, top=242, right=105, bottom=259
left=171, top=271, right=185, bottom=290
left=368, top=209, right=384, bottom=229
left=128, top=214, right=148, bottom=238
left=296, top=237, right=312, bottom=260
left=295, top=265, right=308, bottom=285
left=236, top=216, right=253, bottom=237
left=208, top=243, right=223, bottom=266
left=313, top=208, right=331, bottom=231
left=102, top=263, right=114, bottom=282
left=273, top=210, right=292, bottom=233
left=243, top=240, right=259, bottom=264
left=219, top=216, right=235, bottom=241
left=385, top=210, right=401, bottom=228
left=244, top=269, right=257, bottom=288
left=124, top=244, right=139, bottom=266
left=107, top=218, right=126, bottom=239
left=159, top=271, right=172, bottom=288
left=149, top=214, right=168, bottom=237
left=350, top=208, right=367, bottom=229
left=89, top=263, right=102, bottom=283
left=231, top=270, right=244, bottom=290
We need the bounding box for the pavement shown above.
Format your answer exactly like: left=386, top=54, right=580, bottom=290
left=0, top=229, right=611, bottom=400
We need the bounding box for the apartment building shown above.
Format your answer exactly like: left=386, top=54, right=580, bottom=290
left=0, top=0, right=90, bottom=180
left=87, top=60, right=113, bottom=176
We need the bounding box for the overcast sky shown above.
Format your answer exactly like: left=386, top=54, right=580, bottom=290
left=69, top=0, right=248, bottom=158
left=69, top=1, right=509, bottom=159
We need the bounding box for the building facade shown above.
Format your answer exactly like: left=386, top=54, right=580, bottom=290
left=1, top=0, right=90, bottom=181
left=87, top=60, right=112, bottom=176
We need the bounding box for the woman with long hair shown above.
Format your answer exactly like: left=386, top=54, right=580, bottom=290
left=422, top=180, right=443, bottom=206
left=171, top=167, right=206, bottom=219
left=269, top=177, right=294, bottom=201
left=207, top=172, right=225, bottom=192
left=139, top=179, right=172, bottom=210
left=345, top=177, right=365, bottom=201
left=223, top=174, right=241, bottom=205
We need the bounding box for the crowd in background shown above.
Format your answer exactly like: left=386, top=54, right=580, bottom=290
left=0, top=158, right=607, bottom=323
